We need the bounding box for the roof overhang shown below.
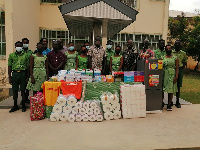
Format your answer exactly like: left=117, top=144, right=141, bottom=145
left=59, top=0, right=138, bottom=38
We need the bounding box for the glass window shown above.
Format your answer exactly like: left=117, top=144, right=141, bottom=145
left=41, top=0, right=73, bottom=3
left=120, top=0, right=137, bottom=8
left=0, top=11, right=5, bottom=57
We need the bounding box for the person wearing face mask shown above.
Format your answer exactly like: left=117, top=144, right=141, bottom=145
left=47, top=41, right=66, bottom=77
left=8, top=41, right=29, bottom=113
left=51, top=39, right=68, bottom=54
left=84, top=41, right=90, bottom=51
left=154, top=39, right=166, bottom=59
left=76, top=45, right=89, bottom=70
left=123, top=39, right=138, bottom=71
left=64, top=42, right=78, bottom=70
left=110, top=46, right=123, bottom=72
left=88, top=36, right=106, bottom=74
left=139, top=39, right=155, bottom=59
left=34, top=38, right=51, bottom=55
left=26, top=42, right=49, bottom=96
left=172, top=40, right=187, bottom=108
left=161, top=45, right=179, bottom=111
left=105, top=40, right=115, bottom=75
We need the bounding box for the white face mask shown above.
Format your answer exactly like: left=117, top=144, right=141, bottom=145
left=16, top=47, right=23, bottom=52
left=23, top=44, right=29, bottom=48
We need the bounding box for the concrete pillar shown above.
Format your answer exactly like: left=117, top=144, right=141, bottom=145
left=102, top=19, right=108, bottom=48
left=93, top=21, right=102, bottom=45
left=162, top=0, right=170, bottom=42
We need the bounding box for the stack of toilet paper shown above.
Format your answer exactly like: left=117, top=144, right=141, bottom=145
left=101, top=92, right=122, bottom=120
left=120, top=84, right=146, bottom=118
left=50, top=95, right=77, bottom=122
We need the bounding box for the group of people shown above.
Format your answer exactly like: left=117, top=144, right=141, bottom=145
left=8, top=36, right=187, bottom=113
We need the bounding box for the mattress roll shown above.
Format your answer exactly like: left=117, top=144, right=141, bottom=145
left=89, top=115, right=96, bottom=122
left=72, top=107, right=79, bottom=114
left=79, top=108, right=86, bottom=115
left=96, top=114, right=103, bottom=122
left=82, top=114, right=89, bottom=122
left=60, top=112, right=69, bottom=121
left=68, top=114, right=76, bottom=122
left=50, top=113, right=60, bottom=122
left=67, top=96, right=77, bottom=107
left=57, top=96, right=67, bottom=106
left=104, top=112, right=114, bottom=120
left=90, top=101, right=98, bottom=109
left=63, top=105, right=72, bottom=114
left=75, top=101, right=83, bottom=109
left=83, top=101, right=90, bottom=109
left=52, top=105, right=63, bottom=114
left=75, top=114, right=82, bottom=122
left=113, top=111, right=121, bottom=120
left=86, top=108, right=94, bottom=115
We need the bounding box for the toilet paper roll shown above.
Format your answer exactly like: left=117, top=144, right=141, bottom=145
left=50, top=113, right=60, bottom=121
left=86, top=108, right=94, bottom=115
left=83, top=101, right=90, bottom=109
left=96, top=115, right=103, bottom=122
left=63, top=105, right=72, bottom=114
left=52, top=105, right=63, bottom=114
left=113, top=111, right=121, bottom=120
left=82, top=114, right=89, bottom=122
left=101, top=94, right=110, bottom=105
left=67, top=96, right=77, bottom=107
left=89, top=115, right=96, bottom=122
left=93, top=107, right=101, bottom=115
left=57, top=96, right=67, bottom=106
left=60, top=112, right=69, bottom=121
left=79, top=108, right=86, bottom=115
left=90, top=101, right=98, bottom=109
left=104, top=112, right=114, bottom=120
left=72, top=107, right=79, bottom=114
left=75, top=114, right=82, bottom=122
left=75, top=101, right=83, bottom=109
left=112, top=103, right=121, bottom=112
left=102, top=104, right=111, bottom=113
left=68, top=114, right=76, bottom=122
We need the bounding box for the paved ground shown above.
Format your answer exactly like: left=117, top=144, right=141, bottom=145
left=0, top=104, right=200, bottom=150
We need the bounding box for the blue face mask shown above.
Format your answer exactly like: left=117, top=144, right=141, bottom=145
left=107, top=45, right=112, bottom=49
left=86, top=46, right=90, bottom=50
left=69, top=46, right=74, bottom=51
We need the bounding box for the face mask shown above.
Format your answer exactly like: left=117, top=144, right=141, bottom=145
left=115, top=50, right=121, bottom=54
left=23, top=44, right=29, bottom=48
left=69, top=46, right=74, bottom=51
left=82, top=50, right=87, bottom=54
left=107, top=45, right=112, bottom=49
left=166, top=50, right=172, bottom=55
left=86, top=46, right=90, bottom=50
left=38, top=48, right=44, bottom=53
left=16, top=47, right=23, bottom=52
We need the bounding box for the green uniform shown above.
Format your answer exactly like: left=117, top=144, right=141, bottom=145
left=26, top=54, right=47, bottom=91
left=65, top=51, right=78, bottom=70
left=105, top=49, right=115, bottom=74
left=23, top=49, right=33, bottom=59
left=162, top=55, right=177, bottom=93
left=172, top=50, right=187, bottom=87
left=111, top=55, right=122, bottom=71
left=154, top=49, right=165, bottom=59
left=8, top=51, right=29, bottom=91
left=77, top=55, right=88, bottom=69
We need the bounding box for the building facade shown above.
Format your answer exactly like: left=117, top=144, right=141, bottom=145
left=0, top=0, right=169, bottom=84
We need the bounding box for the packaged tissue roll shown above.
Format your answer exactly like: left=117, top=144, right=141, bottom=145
left=93, top=107, right=101, bottom=115
left=72, top=107, right=79, bottom=114
left=67, top=96, right=77, bottom=107
left=60, top=113, right=69, bottom=121
left=113, top=111, right=121, bottom=120
left=96, top=115, right=103, bottom=122
left=76, top=114, right=82, bottom=122
left=68, top=114, right=76, bottom=122
left=104, top=112, right=114, bottom=120
left=112, top=103, right=120, bottom=111
left=53, top=105, right=63, bottom=114
left=86, top=108, right=94, bottom=116
left=90, top=101, right=98, bottom=109
left=57, top=95, right=67, bottom=106
left=101, top=93, right=110, bottom=105
left=103, top=104, right=111, bottom=113
left=83, top=101, right=90, bottom=109
left=63, top=105, right=72, bottom=114
left=89, top=115, right=96, bottom=122
left=50, top=113, right=60, bottom=121
left=75, top=101, right=83, bottom=109
left=82, top=114, right=89, bottom=122
left=79, top=108, right=86, bottom=115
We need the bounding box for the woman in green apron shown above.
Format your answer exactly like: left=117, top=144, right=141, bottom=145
left=65, top=42, right=78, bottom=70
left=76, top=45, right=89, bottom=69
left=110, top=46, right=123, bottom=72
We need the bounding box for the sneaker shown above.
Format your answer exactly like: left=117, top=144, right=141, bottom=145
left=22, top=106, right=26, bottom=112
left=167, top=105, right=172, bottom=111
left=175, top=102, right=181, bottom=108
left=9, top=106, right=19, bottom=113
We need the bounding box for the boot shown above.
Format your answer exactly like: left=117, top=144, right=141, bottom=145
left=9, top=105, right=19, bottom=113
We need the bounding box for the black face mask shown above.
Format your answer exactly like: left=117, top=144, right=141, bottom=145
left=166, top=50, right=172, bottom=55
left=115, top=50, right=121, bottom=54
left=82, top=50, right=87, bottom=54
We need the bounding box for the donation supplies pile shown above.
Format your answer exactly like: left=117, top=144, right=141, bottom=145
left=101, top=92, right=122, bottom=120
left=120, top=84, right=146, bottom=118
left=50, top=95, right=103, bottom=122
